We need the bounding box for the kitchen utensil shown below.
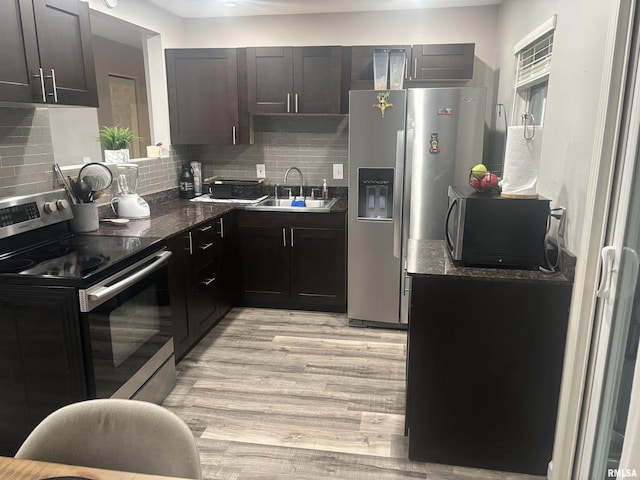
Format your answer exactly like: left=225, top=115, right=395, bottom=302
left=99, top=218, right=130, bottom=225
left=78, top=162, right=113, bottom=192
left=73, top=177, right=92, bottom=203
left=53, top=163, right=77, bottom=204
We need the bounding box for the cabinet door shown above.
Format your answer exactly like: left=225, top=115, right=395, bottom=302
left=410, top=43, right=475, bottom=81
left=407, top=275, right=571, bottom=475
left=166, top=49, right=241, bottom=144
left=166, top=234, right=192, bottom=361
left=32, top=0, right=98, bottom=106
left=0, top=286, right=86, bottom=456
left=238, top=224, right=290, bottom=305
left=247, top=47, right=293, bottom=113
left=217, top=212, right=238, bottom=317
left=189, top=262, right=220, bottom=335
left=0, top=0, right=39, bottom=103
left=289, top=225, right=346, bottom=311
left=293, top=46, right=342, bottom=113
left=349, top=45, right=410, bottom=88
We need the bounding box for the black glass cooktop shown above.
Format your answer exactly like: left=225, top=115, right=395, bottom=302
left=0, top=234, right=160, bottom=282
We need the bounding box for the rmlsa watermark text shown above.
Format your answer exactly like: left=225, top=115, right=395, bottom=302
left=608, top=469, right=638, bottom=478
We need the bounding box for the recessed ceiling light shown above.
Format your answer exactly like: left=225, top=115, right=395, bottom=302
left=223, top=1, right=237, bottom=6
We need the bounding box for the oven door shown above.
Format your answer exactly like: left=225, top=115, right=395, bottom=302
left=78, top=250, right=175, bottom=401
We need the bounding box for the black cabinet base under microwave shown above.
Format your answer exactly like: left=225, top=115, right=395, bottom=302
left=446, top=186, right=550, bottom=269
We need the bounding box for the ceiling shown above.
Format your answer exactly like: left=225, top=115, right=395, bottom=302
left=145, top=0, right=503, bottom=19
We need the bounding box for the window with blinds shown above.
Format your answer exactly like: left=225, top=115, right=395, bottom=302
left=516, top=30, right=554, bottom=89
left=512, top=15, right=557, bottom=127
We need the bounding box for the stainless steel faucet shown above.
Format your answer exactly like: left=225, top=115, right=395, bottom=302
left=284, top=167, right=304, bottom=198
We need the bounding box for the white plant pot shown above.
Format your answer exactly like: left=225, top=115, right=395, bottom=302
left=104, top=149, right=130, bottom=164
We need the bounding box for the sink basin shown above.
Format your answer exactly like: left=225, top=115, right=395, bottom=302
left=245, top=197, right=338, bottom=213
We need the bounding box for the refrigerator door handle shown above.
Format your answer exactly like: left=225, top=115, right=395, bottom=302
left=393, top=130, right=405, bottom=258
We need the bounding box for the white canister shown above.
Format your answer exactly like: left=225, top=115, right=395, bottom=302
left=69, top=203, right=99, bottom=232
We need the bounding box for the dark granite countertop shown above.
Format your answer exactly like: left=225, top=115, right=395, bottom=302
left=407, top=239, right=574, bottom=284
left=95, top=195, right=348, bottom=240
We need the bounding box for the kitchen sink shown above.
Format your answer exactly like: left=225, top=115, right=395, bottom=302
left=245, top=197, right=338, bottom=213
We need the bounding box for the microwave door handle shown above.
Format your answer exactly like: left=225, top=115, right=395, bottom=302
left=445, top=198, right=457, bottom=252
left=87, top=251, right=172, bottom=306
left=393, top=130, right=405, bottom=258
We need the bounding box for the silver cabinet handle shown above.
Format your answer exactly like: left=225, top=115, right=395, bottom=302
left=287, top=93, right=291, bottom=113
left=200, top=242, right=214, bottom=251
left=232, top=126, right=237, bottom=145
left=218, top=218, right=225, bottom=238
left=413, top=58, right=418, bottom=79
left=188, top=231, right=193, bottom=255
left=290, top=227, right=294, bottom=247
left=295, top=93, right=299, bottom=113
left=405, top=58, right=409, bottom=79
left=35, top=68, right=46, bottom=103
left=201, top=277, right=216, bottom=287
left=282, top=227, right=287, bottom=247
left=199, top=225, right=212, bottom=232
left=46, top=69, right=58, bottom=103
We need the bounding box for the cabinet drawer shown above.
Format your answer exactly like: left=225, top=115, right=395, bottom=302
left=189, top=222, right=218, bottom=264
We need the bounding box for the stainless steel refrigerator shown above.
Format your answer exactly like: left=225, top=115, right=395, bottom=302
left=348, top=88, right=486, bottom=327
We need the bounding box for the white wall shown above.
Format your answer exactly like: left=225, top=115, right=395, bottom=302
left=49, top=108, right=102, bottom=165
left=86, top=0, right=187, bottom=145
left=495, top=2, right=633, bottom=479
left=94, top=4, right=501, bottom=157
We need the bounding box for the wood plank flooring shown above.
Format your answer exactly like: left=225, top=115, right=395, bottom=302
left=163, top=308, right=545, bottom=480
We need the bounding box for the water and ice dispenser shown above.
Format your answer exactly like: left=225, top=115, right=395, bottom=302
left=357, top=168, right=394, bottom=220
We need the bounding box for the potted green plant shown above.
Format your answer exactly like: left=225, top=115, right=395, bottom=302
left=98, top=125, right=139, bottom=163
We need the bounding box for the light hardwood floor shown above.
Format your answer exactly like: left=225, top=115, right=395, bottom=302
left=163, top=307, right=545, bottom=480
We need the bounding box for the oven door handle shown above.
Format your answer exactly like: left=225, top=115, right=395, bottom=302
left=83, top=251, right=172, bottom=310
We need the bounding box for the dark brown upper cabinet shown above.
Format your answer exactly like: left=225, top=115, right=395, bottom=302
left=247, top=46, right=342, bottom=114
left=0, top=0, right=98, bottom=106
left=348, top=43, right=475, bottom=90
left=166, top=48, right=248, bottom=145
left=349, top=45, right=411, bottom=85
left=410, top=43, right=475, bottom=81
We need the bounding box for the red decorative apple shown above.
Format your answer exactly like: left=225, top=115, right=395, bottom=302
left=480, top=173, right=500, bottom=190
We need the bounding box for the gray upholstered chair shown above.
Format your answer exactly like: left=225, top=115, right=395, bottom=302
left=15, top=399, right=202, bottom=480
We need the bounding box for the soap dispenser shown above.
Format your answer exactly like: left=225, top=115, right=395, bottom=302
left=322, top=179, right=329, bottom=200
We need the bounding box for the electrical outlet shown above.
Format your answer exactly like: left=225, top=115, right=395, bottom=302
left=256, top=164, right=266, bottom=178
left=333, top=163, right=343, bottom=180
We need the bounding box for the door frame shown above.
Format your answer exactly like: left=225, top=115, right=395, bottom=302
left=549, top=1, right=638, bottom=479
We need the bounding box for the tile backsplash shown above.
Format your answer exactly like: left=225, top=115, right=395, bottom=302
left=0, top=107, right=349, bottom=202
left=0, top=106, right=188, bottom=202
left=0, top=107, right=55, bottom=199
left=190, top=115, right=349, bottom=188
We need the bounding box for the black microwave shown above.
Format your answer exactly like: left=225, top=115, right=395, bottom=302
left=445, top=185, right=550, bottom=269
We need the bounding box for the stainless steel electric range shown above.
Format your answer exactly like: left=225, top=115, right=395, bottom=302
left=0, top=189, right=175, bottom=455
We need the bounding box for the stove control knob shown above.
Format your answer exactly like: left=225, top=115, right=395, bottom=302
left=43, top=201, right=58, bottom=213
left=56, top=199, right=70, bottom=210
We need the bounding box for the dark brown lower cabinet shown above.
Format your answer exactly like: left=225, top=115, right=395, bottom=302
left=167, top=211, right=237, bottom=361
left=405, top=274, right=572, bottom=475
left=238, top=211, right=346, bottom=312
left=0, top=285, right=87, bottom=456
